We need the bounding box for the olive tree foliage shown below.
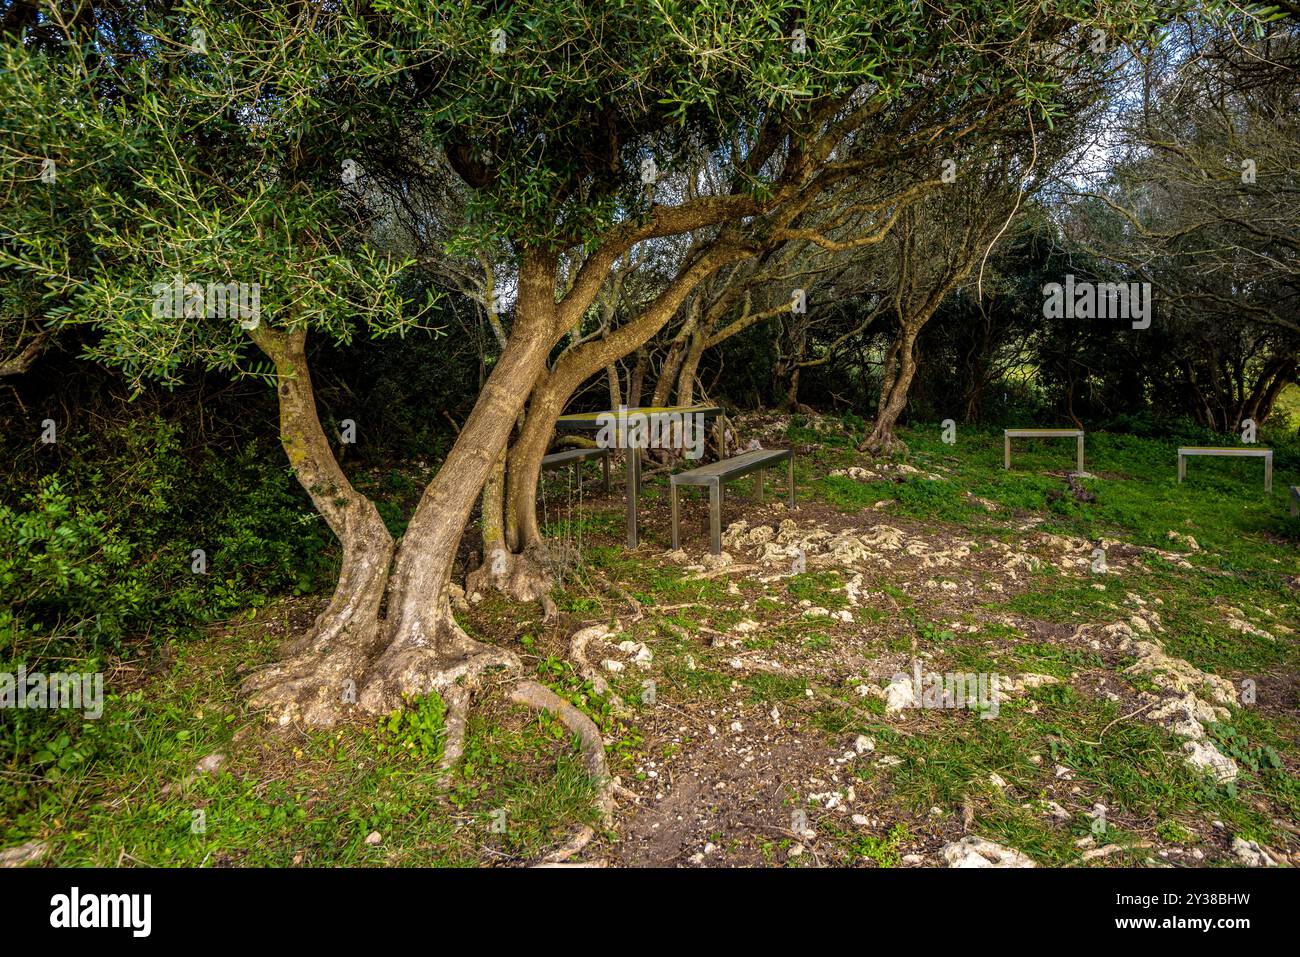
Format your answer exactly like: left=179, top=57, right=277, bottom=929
left=5, top=1, right=1194, bottom=734
left=1068, top=8, right=1300, bottom=430
left=464, top=2, right=1192, bottom=610
left=1, top=3, right=420, bottom=720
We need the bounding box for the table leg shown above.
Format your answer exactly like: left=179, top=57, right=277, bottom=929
left=1265, top=454, right=1272, bottom=494
left=787, top=454, right=796, bottom=510
left=1004, top=435, right=1011, bottom=470
left=1178, top=455, right=1185, bottom=483
left=754, top=469, right=763, bottom=503
left=1077, top=436, right=1085, bottom=475
left=709, top=481, right=722, bottom=555
left=670, top=481, right=680, bottom=550
left=626, top=447, right=641, bottom=547
left=602, top=452, right=611, bottom=492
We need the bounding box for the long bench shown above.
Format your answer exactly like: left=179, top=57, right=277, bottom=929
left=1177, top=446, right=1272, bottom=494
left=1004, top=428, right=1085, bottom=473
left=541, top=446, right=611, bottom=492
left=670, top=448, right=794, bottom=555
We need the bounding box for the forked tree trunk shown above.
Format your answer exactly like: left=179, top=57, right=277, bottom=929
left=241, top=327, right=394, bottom=727
left=675, top=328, right=708, bottom=407
left=356, top=255, right=561, bottom=714
left=652, top=301, right=701, bottom=406
left=494, top=246, right=752, bottom=599
left=627, top=346, right=648, bottom=408
left=244, top=255, right=561, bottom=726
left=863, top=327, right=919, bottom=454
left=786, top=365, right=802, bottom=410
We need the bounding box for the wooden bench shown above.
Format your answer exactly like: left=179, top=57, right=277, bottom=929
left=542, top=446, right=611, bottom=492
left=1004, top=428, right=1085, bottom=473
left=1177, top=447, right=1272, bottom=494
left=670, top=449, right=794, bottom=554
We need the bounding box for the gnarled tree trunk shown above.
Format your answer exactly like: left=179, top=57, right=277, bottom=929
left=356, top=254, right=562, bottom=714
left=863, top=327, right=919, bottom=454
left=489, top=245, right=754, bottom=603
left=241, top=327, right=394, bottom=727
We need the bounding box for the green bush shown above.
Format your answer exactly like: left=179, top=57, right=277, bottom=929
left=0, top=415, right=332, bottom=778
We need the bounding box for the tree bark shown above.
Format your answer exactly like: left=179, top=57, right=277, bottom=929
left=863, top=327, right=919, bottom=453
left=501, top=244, right=753, bottom=587
left=241, top=327, right=395, bottom=727
left=357, top=252, right=561, bottom=714
left=674, top=326, right=708, bottom=407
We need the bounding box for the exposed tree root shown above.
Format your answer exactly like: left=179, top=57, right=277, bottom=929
left=242, top=642, right=374, bottom=729
left=511, top=680, right=615, bottom=825
left=357, top=636, right=520, bottom=716
left=689, top=563, right=759, bottom=580
left=567, top=624, right=636, bottom=719
left=537, top=826, right=598, bottom=865
left=437, top=684, right=470, bottom=776
left=466, top=545, right=560, bottom=619
left=860, top=430, right=909, bottom=457
left=568, top=624, right=616, bottom=696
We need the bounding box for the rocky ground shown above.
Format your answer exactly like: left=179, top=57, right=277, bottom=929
left=499, top=413, right=1300, bottom=867
left=8, top=413, right=1297, bottom=868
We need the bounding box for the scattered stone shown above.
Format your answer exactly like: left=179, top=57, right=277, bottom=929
left=942, top=836, right=1037, bottom=868
left=1182, top=739, right=1238, bottom=783
left=364, top=831, right=382, bottom=846
left=884, top=676, right=917, bottom=715
left=194, top=753, right=225, bottom=775
left=1230, top=837, right=1276, bottom=867
left=853, top=735, right=875, bottom=754
left=0, top=841, right=48, bottom=868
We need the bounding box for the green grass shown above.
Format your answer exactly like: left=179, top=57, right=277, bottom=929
left=7, top=415, right=1298, bottom=867
left=1, top=632, right=602, bottom=866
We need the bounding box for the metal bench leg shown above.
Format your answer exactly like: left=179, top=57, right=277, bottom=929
left=787, top=454, right=795, bottom=510
left=1004, top=435, right=1011, bottom=469
left=754, top=469, right=764, bottom=503
left=626, top=448, right=641, bottom=547
left=709, top=481, right=721, bottom=555
left=1178, top=455, right=1185, bottom=483
left=671, top=481, right=680, bottom=550
left=1291, top=490, right=1298, bottom=518
left=573, top=461, right=582, bottom=489
left=603, top=452, right=611, bottom=491
left=1265, top=455, right=1272, bottom=495
left=1077, top=435, right=1084, bottom=475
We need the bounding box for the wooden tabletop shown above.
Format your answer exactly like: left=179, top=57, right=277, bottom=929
left=1005, top=428, right=1084, bottom=436
left=555, top=405, right=722, bottom=432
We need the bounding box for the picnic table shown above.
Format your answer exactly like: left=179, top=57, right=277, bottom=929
left=1177, top=446, right=1273, bottom=494
left=554, top=404, right=723, bottom=546
left=1004, top=428, right=1085, bottom=474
